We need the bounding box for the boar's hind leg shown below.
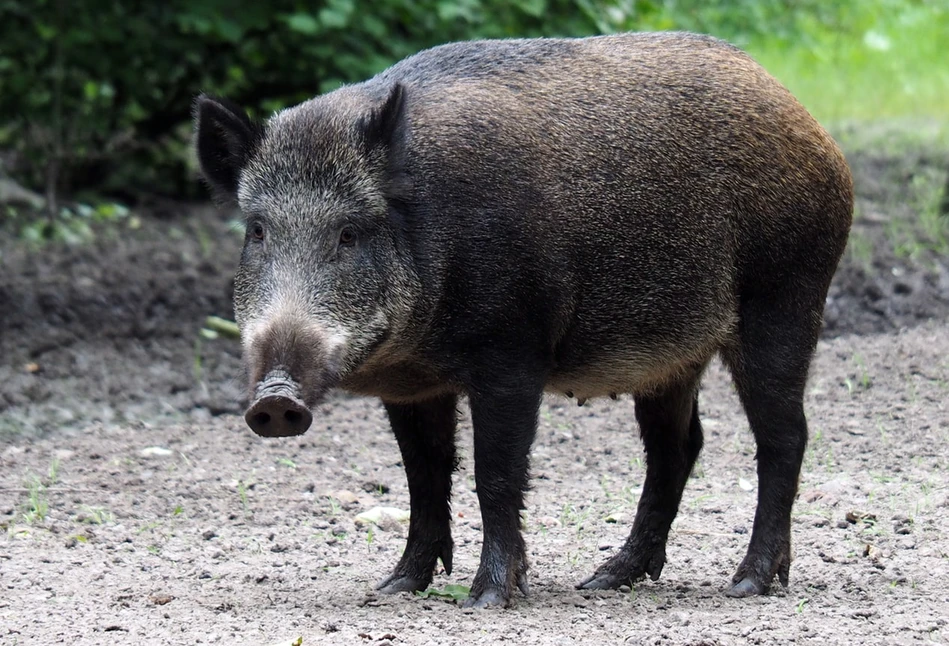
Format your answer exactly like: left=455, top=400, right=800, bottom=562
left=463, top=383, right=543, bottom=608
left=722, top=296, right=820, bottom=597
left=578, top=371, right=705, bottom=591
left=376, top=394, right=458, bottom=594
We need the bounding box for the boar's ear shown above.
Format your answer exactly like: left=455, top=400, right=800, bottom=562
left=193, top=94, right=264, bottom=203
left=358, top=82, right=405, bottom=151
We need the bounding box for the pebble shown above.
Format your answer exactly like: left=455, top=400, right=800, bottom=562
left=892, top=515, right=913, bottom=535
left=332, top=490, right=360, bottom=505
left=139, top=446, right=173, bottom=458
left=362, top=481, right=391, bottom=494
left=354, top=506, right=410, bottom=530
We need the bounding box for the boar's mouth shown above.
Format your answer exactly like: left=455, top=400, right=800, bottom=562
left=245, top=370, right=314, bottom=437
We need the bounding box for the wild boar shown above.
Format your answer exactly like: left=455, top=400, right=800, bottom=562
left=194, top=31, right=853, bottom=607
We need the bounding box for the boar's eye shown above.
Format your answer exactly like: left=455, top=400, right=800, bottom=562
left=339, top=226, right=356, bottom=247
left=249, top=221, right=265, bottom=241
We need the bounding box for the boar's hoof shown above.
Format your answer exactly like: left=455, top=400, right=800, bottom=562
left=726, top=550, right=788, bottom=597
left=375, top=573, right=430, bottom=595
left=461, top=587, right=509, bottom=609
left=725, top=577, right=768, bottom=598
left=578, top=544, right=665, bottom=591
left=576, top=572, right=628, bottom=590
left=245, top=395, right=313, bottom=437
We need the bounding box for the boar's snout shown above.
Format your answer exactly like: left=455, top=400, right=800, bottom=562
left=245, top=394, right=312, bottom=437
left=242, top=317, right=343, bottom=437
left=245, top=371, right=314, bottom=437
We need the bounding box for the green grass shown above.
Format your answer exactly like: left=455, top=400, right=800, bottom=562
left=845, top=231, right=875, bottom=269
left=20, top=459, right=60, bottom=525
left=747, top=4, right=949, bottom=123
left=78, top=506, right=114, bottom=525
left=237, top=479, right=251, bottom=517
left=882, top=166, right=949, bottom=259
left=912, top=173, right=949, bottom=255
left=22, top=476, right=50, bottom=525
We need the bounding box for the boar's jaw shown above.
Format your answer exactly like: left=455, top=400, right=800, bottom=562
left=245, top=370, right=314, bottom=437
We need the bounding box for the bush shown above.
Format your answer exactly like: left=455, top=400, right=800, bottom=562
left=0, top=0, right=602, bottom=205
left=1, top=0, right=943, bottom=217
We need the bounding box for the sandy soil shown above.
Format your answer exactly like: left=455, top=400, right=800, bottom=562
left=2, top=132, right=948, bottom=645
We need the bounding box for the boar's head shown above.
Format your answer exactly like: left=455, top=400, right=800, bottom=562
left=193, top=84, right=417, bottom=437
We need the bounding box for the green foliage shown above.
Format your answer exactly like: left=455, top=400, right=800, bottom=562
left=414, top=583, right=471, bottom=601
left=746, top=0, right=949, bottom=121
left=6, top=201, right=131, bottom=245
left=0, top=0, right=601, bottom=204
left=0, top=0, right=945, bottom=221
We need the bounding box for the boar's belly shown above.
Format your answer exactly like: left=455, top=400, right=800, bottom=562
left=546, top=335, right=724, bottom=401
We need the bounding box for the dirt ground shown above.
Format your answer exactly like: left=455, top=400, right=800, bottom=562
left=2, top=128, right=948, bottom=645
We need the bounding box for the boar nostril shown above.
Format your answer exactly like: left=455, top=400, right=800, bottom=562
left=245, top=393, right=313, bottom=437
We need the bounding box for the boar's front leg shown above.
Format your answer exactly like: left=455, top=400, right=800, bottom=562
left=376, top=394, right=458, bottom=594
left=463, top=381, right=542, bottom=608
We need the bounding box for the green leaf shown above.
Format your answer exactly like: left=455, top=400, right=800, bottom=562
left=75, top=203, right=95, bottom=218
left=286, top=13, right=319, bottom=35
left=319, top=0, right=354, bottom=30
left=204, top=316, right=241, bottom=339
left=415, top=584, right=470, bottom=601
left=227, top=65, right=246, bottom=83
left=214, top=18, right=244, bottom=43
left=436, top=2, right=464, bottom=22
left=360, top=15, right=387, bottom=39
left=94, top=203, right=129, bottom=220
left=519, top=0, right=548, bottom=18
left=34, top=22, right=57, bottom=40
left=199, top=328, right=219, bottom=340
